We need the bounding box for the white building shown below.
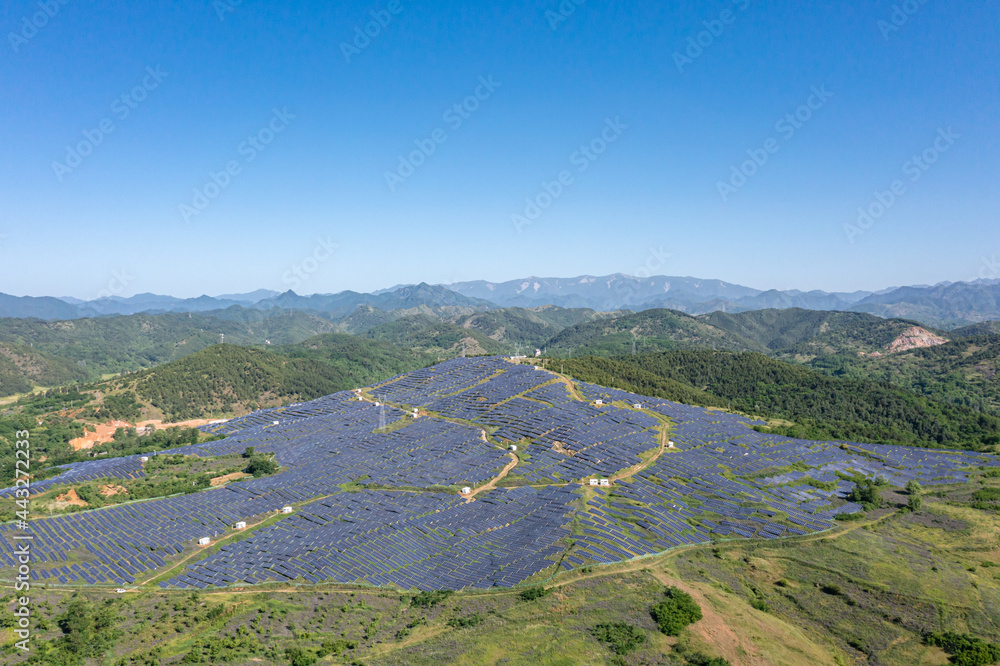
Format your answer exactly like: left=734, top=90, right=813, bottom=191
left=589, top=479, right=600, bottom=487
left=140, top=456, right=149, bottom=463
left=668, top=441, right=676, bottom=449
left=595, top=399, right=604, bottom=407
left=198, top=537, right=211, bottom=546
left=461, top=487, right=472, bottom=495
left=599, top=479, right=611, bottom=487
left=509, top=445, right=518, bottom=452
left=281, top=506, right=293, bottom=514
left=234, top=521, right=247, bottom=530
left=633, top=403, right=642, bottom=409
left=272, top=421, right=280, bottom=425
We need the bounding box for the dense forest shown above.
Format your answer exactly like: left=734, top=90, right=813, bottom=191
left=557, top=351, right=1000, bottom=451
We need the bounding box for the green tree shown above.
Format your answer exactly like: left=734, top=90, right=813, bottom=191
left=650, top=587, right=703, bottom=636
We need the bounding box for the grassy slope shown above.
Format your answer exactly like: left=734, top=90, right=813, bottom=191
left=8, top=473, right=998, bottom=666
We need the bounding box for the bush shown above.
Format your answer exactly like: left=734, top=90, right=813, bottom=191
left=519, top=586, right=551, bottom=601
left=284, top=647, right=317, bottom=666
left=591, top=623, right=647, bottom=655
left=410, top=590, right=453, bottom=608
left=245, top=454, right=279, bottom=478
left=447, top=613, right=483, bottom=629
left=908, top=495, right=924, bottom=511
left=924, top=631, right=1000, bottom=666
left=846, top=479, right=883, bottom=510
left=686, top=654, right=732, bottom=666
left=650, top=587, right=703, bottom=636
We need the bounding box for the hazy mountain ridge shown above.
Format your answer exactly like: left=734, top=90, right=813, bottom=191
left=5, top=275, right=1000, bottom=328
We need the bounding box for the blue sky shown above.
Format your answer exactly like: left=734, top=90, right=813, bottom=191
left=2, top=0, right=998, bottom=298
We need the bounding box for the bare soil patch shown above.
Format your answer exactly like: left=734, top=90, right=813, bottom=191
left=69, top=420, right=132, bottom=451
left=53, top=488, right=88, bottom=508
left=211, top=472, right=250, bottom=487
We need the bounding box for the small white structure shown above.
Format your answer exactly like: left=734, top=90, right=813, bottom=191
left=234, top=521, right=247, bottom=530
left=116, top=588, right=127, bottom=594
left=272, top=420, right=280, bottom=425
left=140, top=456, right=149, bottom=463
left=281, top=506, right=294, bottom=514
left=461, top=487, right=472, bottom=495
left=633, top=403, right=642, bottom=409
left=509, top=444, right=518, bottom=452
left=198, top=537, right=211, bottom=546
left=413, top=408, right=419, bottom=418
left=358, top=395, right=364, bottom=401
left=589, top=479, right=600, bottom=487
left=599, top=479, right=611, bottom=487
left=534, top=349, right=542, bottom=357
left=595, top=399, right=604, bottom=407
left=667, top=441, right=676, bottom=449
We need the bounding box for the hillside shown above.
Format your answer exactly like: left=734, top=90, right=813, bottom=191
left=699, top=308, right=944, bottom=359
left=556, top=351, right=1000, bottom=451
left=0, top=310, right=338, bottom=377
left=851, top=280, right=1000, bottom=327
left=93, top=336, right=436, bottom=422
left=831, top=334, right=1000, bottom=415
left=361, top=314, right=508, bottom=356
left=0, top=342, right=89, bottom=397
left=543, top=309, right=763, bottom=356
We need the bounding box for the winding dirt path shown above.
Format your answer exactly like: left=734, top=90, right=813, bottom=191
left=465, top=453, right=519, bottom=501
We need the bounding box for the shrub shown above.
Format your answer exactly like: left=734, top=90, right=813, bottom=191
left=924, top=631, right=1000, bottom=666
left=846, top=479, right=883, bottom=510
left=650, top=587, right=703, bottom=636
left=284, top=647, right=317, bottom=666
left=686, top=654, right=732, bottom=666
left=519, top=586, right=551, bottom=601
left=410, top=590, right=453, bottom=608
left=591, top=623, right=647, bottom=655
left=447, top=614, right=483, bottom=629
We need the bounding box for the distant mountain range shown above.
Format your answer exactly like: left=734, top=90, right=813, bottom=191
left=3, top=275, right=1000, bottom=329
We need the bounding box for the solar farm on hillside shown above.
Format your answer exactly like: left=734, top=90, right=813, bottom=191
left=2, top=357, right=998, bottom=591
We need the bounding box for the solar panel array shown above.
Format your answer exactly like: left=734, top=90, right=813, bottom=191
left=2, top=357, right=997, bottom=591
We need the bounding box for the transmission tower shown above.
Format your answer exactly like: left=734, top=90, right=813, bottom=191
left=632, top=337, right=637, bottom=355
left=220, top=333, right=224, bottom=344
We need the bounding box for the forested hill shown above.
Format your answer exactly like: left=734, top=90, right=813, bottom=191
left=555, top=351, right=1000, bottom=452
left=97, top=338, right=434, bottom=422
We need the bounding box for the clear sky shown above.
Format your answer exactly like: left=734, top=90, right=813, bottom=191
left=2, top=0, right=998, bottom=299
